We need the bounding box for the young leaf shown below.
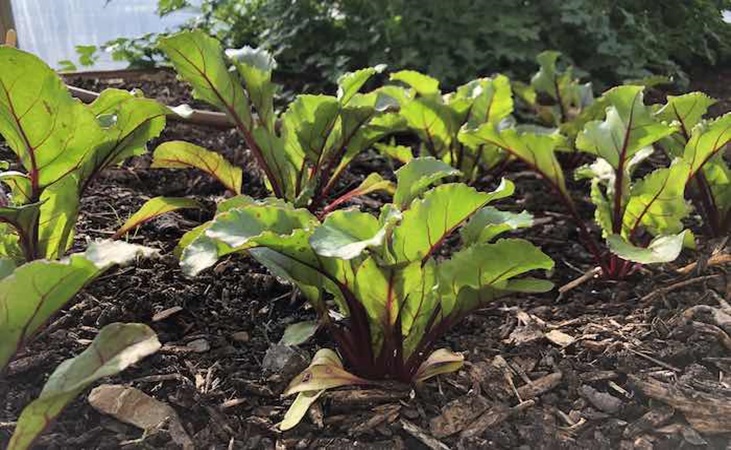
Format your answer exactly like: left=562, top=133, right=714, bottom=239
left=683, top=113, right=731, bottom=179
left=280, top=321, right=319, bottom=346
left=607, top=231, right=687, bottom=264
left=460, top=207, right=534, bottom=245
left=152, top=141, right=243, bottom=194
left=459, top=126, right=569, bottom=196
left=390, top=70, right=440, bottom=96
left=576, top=86, right=676, bottom=169
left=413, top=348, right=464, bottom=383
left=310, top=209, right=385, bottom=259
left=393, top=157, right=461, bottom=209
left=0, top=241, right=157, bottom=370
left=390, top=180, right=514, bottom=264
left=7, top=323, right=161, bottom=450
left=113, top=196, right=202, bottom=239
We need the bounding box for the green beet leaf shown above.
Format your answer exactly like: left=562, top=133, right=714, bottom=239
left=152, top=141, right=243, bottom=194
left=0, top=241, right=158, bottom=370
left=607, top=231, right=688, bottom=265
left=7, top=323, right=161, bottom=450
left=576, top=86, right=676, bottom=169
left=0, top=47, right=165, bottom=262
left=113, top=196, right=202, bottom=239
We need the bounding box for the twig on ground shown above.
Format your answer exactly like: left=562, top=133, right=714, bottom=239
left=640, top=275, right=722, bottom=303
left=558, top=266, right=602, bottom=295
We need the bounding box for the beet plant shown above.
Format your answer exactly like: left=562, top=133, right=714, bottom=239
left=175, top=158, right=553, bottom=428
left=461, top=85, right=694, bottom=278
left=0, top=46, right=167, bottom=263
left=656, top=93, right=730, bottom=237
left=154, top=30, right=402, bottom=210
left=381, top=70, right=514, bottom=182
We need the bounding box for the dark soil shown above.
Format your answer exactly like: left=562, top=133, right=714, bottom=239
left=1, top=69, right=730, bottom=449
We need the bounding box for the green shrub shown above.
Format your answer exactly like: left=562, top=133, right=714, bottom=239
left=101, top=0, right=731, bottom=90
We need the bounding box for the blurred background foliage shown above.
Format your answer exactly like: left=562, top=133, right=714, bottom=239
left=100, top=0, right=731, bottom=91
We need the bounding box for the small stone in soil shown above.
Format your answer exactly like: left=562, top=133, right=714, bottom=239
left=231, top=331, right=250, bottom=342
left=186, top=338, right=210, bottom=353
left=262, top=343, right=309, bottom=378
left=580, top=385, right=623, bottom=414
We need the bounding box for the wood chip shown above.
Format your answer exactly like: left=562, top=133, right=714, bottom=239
left=88, top=384, right=193, bottom=449
left=623, top=405, right=675, bottom=438
left=152, top=306, right=183, bottom=322
left=429, top=395, right=491, bottom=438
left=629, top=375, right=731, bottom=434
left=579, top=385, right=622, bottom=414
left=459, top=400, right=535, bottom=439
left=545, top=330, right=576, bottom=347
left=400, top=419, right=450, bottom=450
left=516, top=372, right=563, bottom=400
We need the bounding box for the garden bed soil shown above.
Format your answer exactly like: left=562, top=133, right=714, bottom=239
left=1, top=69, right=730, bottom=449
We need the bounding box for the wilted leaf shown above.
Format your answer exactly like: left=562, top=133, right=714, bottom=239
left=8, top=323, right=161, bottom=450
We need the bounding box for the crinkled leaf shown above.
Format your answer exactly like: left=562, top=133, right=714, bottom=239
left=656, top=92, right=715, bottom=138
left=459, top=126, right=568, bottom=196
left=374, top=143, right=413, bottom=163
left=226, top=45, right=276, bottom=131
left=152, top=141, right=243, bottom=194
left=437, top=239, right=554, bottom=318
left=458, top=75, right=514, bottom=129
left=576, top=86, right=676, bottom=169
left=0, top=257, right=15, bottom=280
left=390, top=70, right=440, bottom=96
left=393, top=157, right=461, bottom=209
left=338, top=66, right=382, bottom=105
left=310, top=209, right=384, bottom=259
left=607, top=231, right=687, bottom=264
left=390, top=181, right=514, bottom=264
left=81, top=90, right=167, bottom=182
left=0, top=241, right=157, bottom=370
left=461, top=207, right=534, bottom=245
left=159, top=31, right=253, bottom=130
left=113, top=196, right=202, bottom=239
left=683, top=113, right=731, bottom=178
left=7, top=323, right=160, bottom=450
left=399, top=97, right=456, bottom=157
left=622, top=163, right=691, bottom=237
left=413, top=348, right=464, bottom=383
left=282, top=95, right=340, bottom=165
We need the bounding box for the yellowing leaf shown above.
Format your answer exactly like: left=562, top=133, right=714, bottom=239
left=113, top=196, right=202, bottom=239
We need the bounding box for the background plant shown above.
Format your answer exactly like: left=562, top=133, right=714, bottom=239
left=154, top=30, right=402, bottom=210
left=102, top=0, right=731, bottom=91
